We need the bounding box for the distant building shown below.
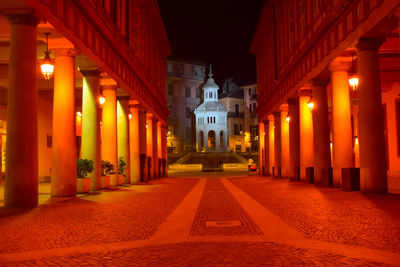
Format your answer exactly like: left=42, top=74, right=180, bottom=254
left=194, top=69, right=228, bottom=152
left=166, top=58, right=206, bottom=153
left=219, top=80, right=258, bottom=152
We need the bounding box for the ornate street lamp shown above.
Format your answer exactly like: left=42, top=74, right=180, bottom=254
left=348, top=52, right=359, bottom=92
left=40, top=32, right=54, bottom=80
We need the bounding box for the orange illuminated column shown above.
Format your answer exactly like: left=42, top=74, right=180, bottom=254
left=352, top=103, right=360, bottom=167
left=139, top=109, right=148, bottom=182
left=258, top=122, right=265, bottom=175
left=330, top=60, right=353, bottom=187
left=263, top=120, right=270, bottom=176
left=101, top=84, right=118, bottom=186
left=311, top=79, right=331, bottom=186
left=268, top=116, right=275, bottom=175
left=280, top=107, right=289, bottom=177
left=273, top=112, right=281, bottom=177
left=162, top=125, right=168, bottom=177
left=129, top=103, right=140, bottom=183
left=299, top=90, right=313, bottom=180
left=4, top=12, right=40, bottom=208
left=51, top=48, right=77, bottom=197
left=152, top=118, right=159, bottom=179
left=117, top=98, right=130, bottom=184
left=157, top=121, right=162, bottom=177
left=80, top=69, right=102, bottom=192
left=288, top=98, right=300, bottom=179
left=146, top=113, right=154, bottom=180
left=357, top=37, right=387, bottom=193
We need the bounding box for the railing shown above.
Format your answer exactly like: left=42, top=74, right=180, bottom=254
left=228, top=112, right=244, bottom=118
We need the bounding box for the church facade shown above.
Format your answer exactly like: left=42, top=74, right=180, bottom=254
left=194, top=69, right=228, bottom=152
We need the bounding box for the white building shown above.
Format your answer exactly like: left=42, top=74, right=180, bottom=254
left=194, top=68, right=228, bottom=152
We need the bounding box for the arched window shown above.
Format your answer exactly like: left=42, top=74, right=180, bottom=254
left=207, top=117, right=209, bottom=124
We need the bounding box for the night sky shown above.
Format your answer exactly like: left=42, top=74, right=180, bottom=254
left=158, top=0, right=264, bottom=87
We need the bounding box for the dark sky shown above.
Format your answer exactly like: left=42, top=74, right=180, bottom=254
left=158, top=0, right=264, bottom=87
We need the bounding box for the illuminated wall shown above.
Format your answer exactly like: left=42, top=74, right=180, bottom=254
left=280, top=110, right=289, bottom=177
left=38, top=94, right=53, bottom=182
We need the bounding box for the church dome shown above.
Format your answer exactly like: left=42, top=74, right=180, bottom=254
left=203, top=76, right=219, bottom=90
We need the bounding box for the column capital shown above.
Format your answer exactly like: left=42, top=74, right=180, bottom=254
left=311, top=78, right=329, bottom=88
left=329, top=58, right=351, bottom=72
left=79, top=69, right=101, bottom=77
left=356, top=37, right=385, bottom=51
left=101, top=84, right=117, bottom=91
left=51, top=48, right=77, bottom=58
left=298, top=89, right=312, bottom=97
left=3, top=10, right=40, bottom=26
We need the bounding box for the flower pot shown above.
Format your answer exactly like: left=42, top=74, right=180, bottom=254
left=77, top=177, right=90, bottom=193
left=118, top=175, right=124, bottom=185
left=101, top=176, right=110, bottom=189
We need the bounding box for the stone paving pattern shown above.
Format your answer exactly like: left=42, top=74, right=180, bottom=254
left=229, top=176, right=400, bottom=253
left=7, top=242, right=390, bottom=266
left=0, top=178, right=198, bottom=254
left=190, top=178, right=262, bottom=236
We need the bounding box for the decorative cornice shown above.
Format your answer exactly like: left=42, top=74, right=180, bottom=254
left=3, top=10, right=39, bottom=26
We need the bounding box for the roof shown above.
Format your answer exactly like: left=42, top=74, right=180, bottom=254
left=219, top=79, right=244, bottom=99
left=195, top=101, right=228, bottom=112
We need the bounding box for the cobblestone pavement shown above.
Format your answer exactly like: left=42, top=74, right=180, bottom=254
left=7, top=242, right=389, bottom=267
left=1, top=173, right=400, bottom=266
left=229, top=176, right=400, bottom=253
left=0, top=178, right=198, bottom=254
left=190, top=178, right=262, bottom=236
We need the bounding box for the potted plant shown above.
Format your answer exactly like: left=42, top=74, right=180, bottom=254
left=118, top=157, right=128, bottom=185
left=101, top=160, right=115, bottom=189
left=77, top=158, right=94, bottom=193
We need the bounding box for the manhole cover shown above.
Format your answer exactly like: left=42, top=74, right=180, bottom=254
left=205, top=220, right=242, bottom=227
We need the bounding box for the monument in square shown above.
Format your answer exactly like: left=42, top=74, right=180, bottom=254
left=194, top=66, right=228, bottom=152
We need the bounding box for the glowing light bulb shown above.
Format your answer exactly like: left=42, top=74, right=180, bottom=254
left=349, top=76, right=359, bottom=92
left=99, top=95, right=105, bottom=106
left=307, top=101, right=314, bottom=112
left=128, top=113, right=132, bottom=120
left=286, top=115, right=290, bottom=122
left=76, top=111, right=82, bottom=117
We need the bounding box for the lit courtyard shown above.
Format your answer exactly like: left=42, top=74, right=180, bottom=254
left=0, top=171, right=400, bottom=266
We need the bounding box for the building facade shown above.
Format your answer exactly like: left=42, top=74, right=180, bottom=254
left=219, top=80, right=259, bottom=153
left=0, top=0, right=170, bottom=208
left=252, top=0, right=399, bottom=192
left=166, top=58, right=206, bottom=153
left=194, top=70, right=228, bottom=152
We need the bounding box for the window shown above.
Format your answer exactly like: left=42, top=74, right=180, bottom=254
left=186, top=86, right=191, bottom=98
left=186, top=127, right=191, bottom=139
left=234, top=124, right=240, bottom=135
left=298, top=0, right=306, bottom=37
left=207, top=117, right=210, bottom=124
left=213, top=117, right=216, bottom=123
left=186, top=107, right=191, bottom=119
left=210, top=92, right=213, bottom=98
left=168, top=84, right=173, bottom=96
left=196, top=87, right=201, bottom=98
left=235, top=104, right=239, bottom=114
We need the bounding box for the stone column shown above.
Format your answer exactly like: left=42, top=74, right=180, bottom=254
left=357, top=37, right=387, bottom=193
left=4, top=12, right=40, bottom=208
left=146, top=113, right=153, bottom=180
left=117, top=98, right=130, bottom=184
left=80, top=70, right=102, bottom=192
left=280, top=107, right=289, bottom=177
left=162, top=125, right=168, bottom=177
left=258, top=122, right=265, bottom=175
left=330, top=60, right=353, bottom=186
left=268, top=116, right=275, bottom=175
left=139, top=109, right=148, bottom=182
left=288, top=98, right=300, bottom=179
left=157, top=121, right=162, bottom=177
left=299, top=89, right=313, bottom=180
left=273, top=112, right=281, bottom=177
left=51, top=48, right=77, bottom=197
left=129, top=103, right=140, bottom=183
left=101, top=85, right=118, bottom=186
left=152, top=118, right=159, bottom=178
left=263, top=120, right=269, bottom=176
left=312, top=79, right=331, bottom=186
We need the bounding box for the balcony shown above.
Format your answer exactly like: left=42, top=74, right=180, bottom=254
left=228, top=112, right=244, bottom=118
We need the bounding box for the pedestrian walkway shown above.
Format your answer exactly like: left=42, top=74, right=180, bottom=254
left=0, top=173, right=399, bottom=266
